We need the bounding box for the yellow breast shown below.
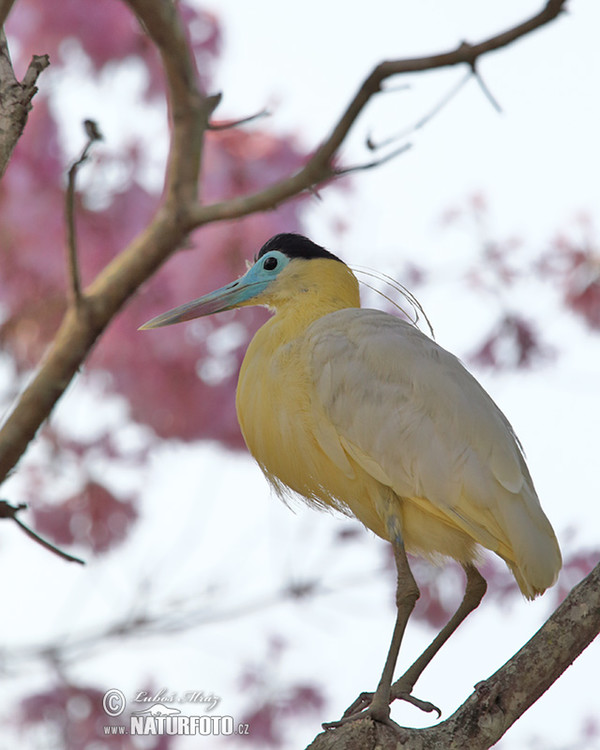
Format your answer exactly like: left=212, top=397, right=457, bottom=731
left=234, top=257, right=386, bottom=524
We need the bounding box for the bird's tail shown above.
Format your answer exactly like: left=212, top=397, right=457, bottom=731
left=497, top=493, right=562, bottom=600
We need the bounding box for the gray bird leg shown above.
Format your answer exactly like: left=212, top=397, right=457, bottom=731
left=392, top=563, right=487, bottom=707
left=323, top=537, right=419, bottom=731
left=341, top=563, right=487, bottom=719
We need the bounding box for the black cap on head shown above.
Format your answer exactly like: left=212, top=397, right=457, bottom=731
left=256, top=233, right=343, bottom=263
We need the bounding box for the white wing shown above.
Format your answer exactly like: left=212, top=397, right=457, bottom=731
left=307, top=308, right=561, bottom=597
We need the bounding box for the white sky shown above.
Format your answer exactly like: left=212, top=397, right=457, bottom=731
left=2, top=1, right=600, bottom=749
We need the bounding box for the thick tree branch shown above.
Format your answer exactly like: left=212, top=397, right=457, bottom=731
left=0, top=0, right=17, bottom=31
left=0, top=28, right=49, bottom=178
left=307, top=561, right=600, bottom=750
left=124, top=0, right=220, bottom=209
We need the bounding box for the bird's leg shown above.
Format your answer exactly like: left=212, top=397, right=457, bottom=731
left=392, top=563, right=487, bottom=707
left=323, top=537, right=419, bottom=731
left=342, top=563, right=487, bottom=719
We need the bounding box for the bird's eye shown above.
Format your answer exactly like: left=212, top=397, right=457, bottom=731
left=263, top=256, right=278, bottom=271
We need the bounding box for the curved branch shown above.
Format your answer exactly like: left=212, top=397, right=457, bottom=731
left=307, top=560, right=600, bottom=750
left=192, top=0, right=567, bottom=225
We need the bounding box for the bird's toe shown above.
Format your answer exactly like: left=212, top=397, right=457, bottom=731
left=340, top=690, right=374, bottom=719
left=392, top=689, right=442, bottom=717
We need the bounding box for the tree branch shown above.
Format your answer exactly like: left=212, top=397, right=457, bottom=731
left=0, top=27, right=49, bottom=179
left=0, top=0, right=17, bottom=30
left=191, top=0, right=567, bottom=225
left=0, top=501, right=85, bottom=565
left=65, top=120, right=103, bottom=305
left=207, top=107, right=270, bottom=131
left=308, top=560, right=600, bottom=750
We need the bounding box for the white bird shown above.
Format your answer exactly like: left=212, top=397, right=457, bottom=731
left=141, top=233, right=562, bottom=730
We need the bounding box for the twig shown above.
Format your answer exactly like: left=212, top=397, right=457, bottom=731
left=367, top=70, right=472, bottom=152
left=208, top=107, right=270, bottom=131
left=65, top=120, right=103, bottom=305
left=0, top=500, right=85, bottom=565
left=334, top=142, right=412, bottom=177
left=472, top=65, right=503, bottom=113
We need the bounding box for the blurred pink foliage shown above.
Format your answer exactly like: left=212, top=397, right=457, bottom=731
left=19, top=683, right=174, bottom=749
left=7, top=0, right=221, bottom=92
left=237, top=637, right=326, bottom=746
left=440, top=194, right=600, bottom=370
left=31, top=480, right=137, bottom=553
left=470, top=313, right=553, bottom=370
left=539, top=216, right=600, bottom=331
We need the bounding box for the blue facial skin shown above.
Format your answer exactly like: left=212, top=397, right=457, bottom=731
left=140, top=251, right=291, bottom=329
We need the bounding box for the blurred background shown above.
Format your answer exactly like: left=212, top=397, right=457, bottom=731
left=1, top=0, right=599, bottom=747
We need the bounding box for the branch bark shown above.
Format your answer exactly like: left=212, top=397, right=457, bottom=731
left=0, top=1, right=568, bottom=498
left=0, top=0, right=17, bottom=33
left=307, top=560, right=600, bottom=750
left=0, top=27, right=49, bottom=178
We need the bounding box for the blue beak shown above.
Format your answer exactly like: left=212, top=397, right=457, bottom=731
left=139, top=273, right=269, bottom=330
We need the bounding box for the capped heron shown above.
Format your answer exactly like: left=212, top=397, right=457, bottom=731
left=141, top=233, right=561, bottom=730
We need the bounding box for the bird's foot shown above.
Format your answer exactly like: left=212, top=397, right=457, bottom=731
left=322, top=696, right=407, bottom=737
left=335, top=685, right=441, bottom=723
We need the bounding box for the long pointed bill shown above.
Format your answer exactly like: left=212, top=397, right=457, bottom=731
left=139, top=275, right=268, bottom=330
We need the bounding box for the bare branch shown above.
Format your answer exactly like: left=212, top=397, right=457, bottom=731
left=367, top=71, right=472, bottom=152
left=308, top=560, right=600, bottom=750
left=472, top=67, right=503, bottom=113
left=208, top=107, right=270, bottom=131
left=334, top=142, right=412, bottom=177
left=124, top=0, right=220, bottom=207
left=0, top=28, right=50, bottom=178
left=65, top=120, right=103, bottom=305
left=192, top=0, right=568, bottom=226
left=0, top=501, right=85, bottom=565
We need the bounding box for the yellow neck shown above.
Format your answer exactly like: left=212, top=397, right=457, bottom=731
left=261, top=258, right=360, bottom=334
